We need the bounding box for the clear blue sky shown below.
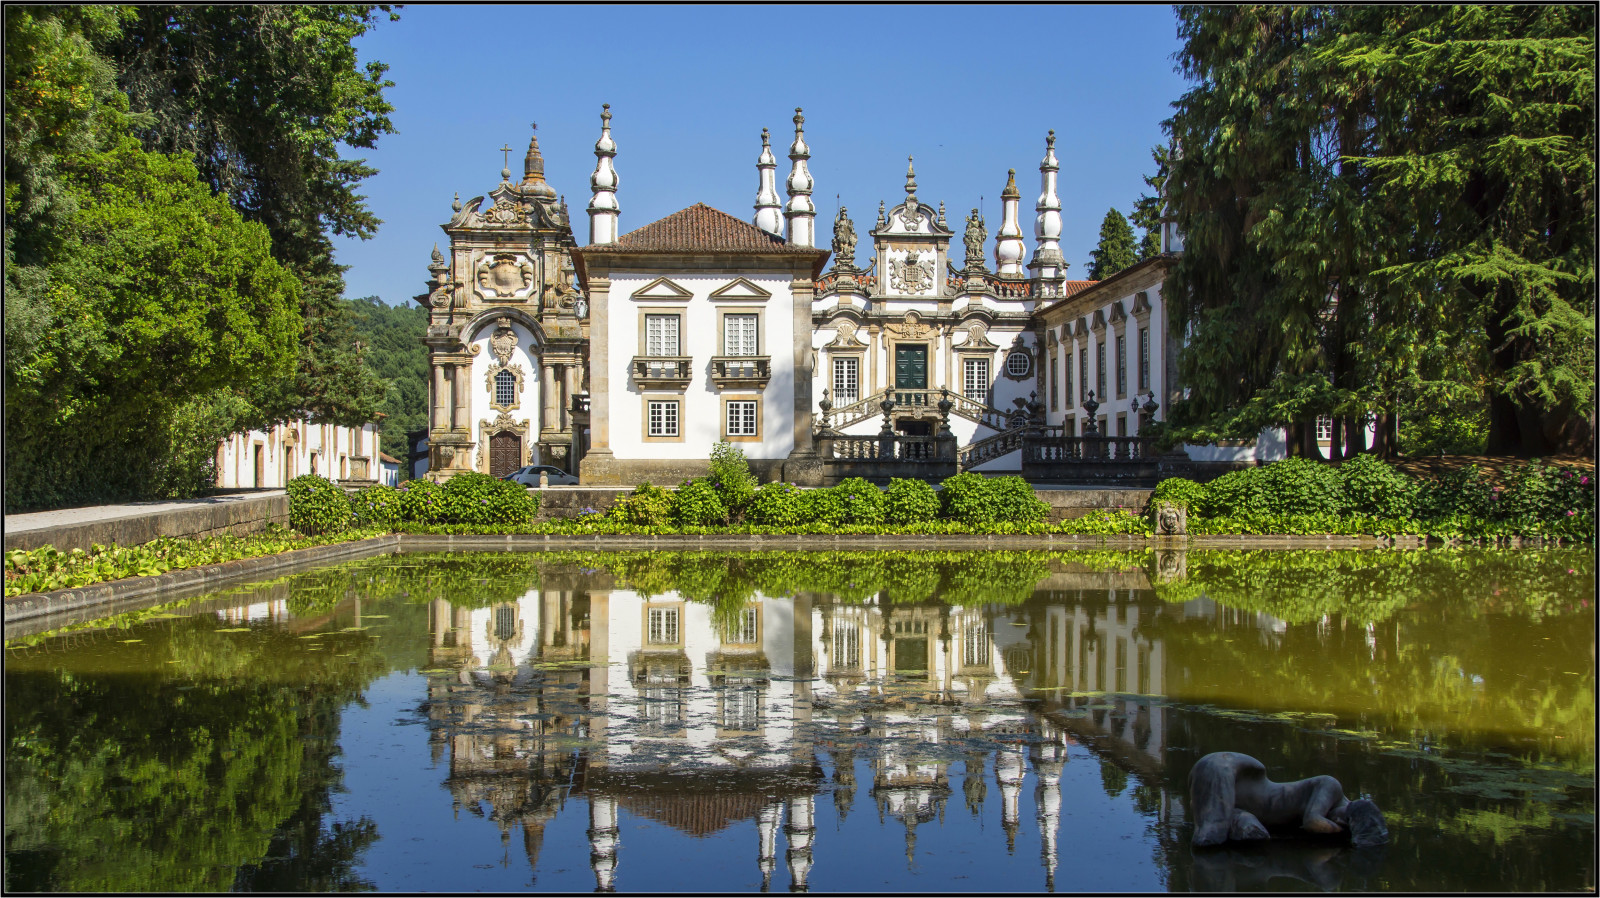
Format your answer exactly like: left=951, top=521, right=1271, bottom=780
left=334, top=4, right=1190, bottom=306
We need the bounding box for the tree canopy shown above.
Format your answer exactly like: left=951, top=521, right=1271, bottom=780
left=1087, top=207, right=1139, bottom=281
left=1162, top=6, right=1594, bottom=457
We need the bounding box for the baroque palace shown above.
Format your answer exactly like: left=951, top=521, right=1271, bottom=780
left=415, top=106, right=1281, bottom=485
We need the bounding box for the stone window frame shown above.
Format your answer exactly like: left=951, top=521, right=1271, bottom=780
left=1132, top=291, right=1153, bottom=393
left=484, top=363, right=526, bottom=414
left=643, top=601, right=685, bottom=647
left=720, top=604, right=762, bottom=647
left=721, top=394, right=763, bottom=442
left=830, top=352, right=863, bottom=407
left=961, top=355, right=992, bottom=403
left=642, top=395, right=684, bottom=443
left=639, top=309, right=686, bottom=358
left=1002, top=347, right=1033, bottom=381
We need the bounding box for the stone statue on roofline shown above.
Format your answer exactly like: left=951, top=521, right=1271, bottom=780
left=832, top=206, right=857, bottom=270
left=964, top=208, right=988, bottom=272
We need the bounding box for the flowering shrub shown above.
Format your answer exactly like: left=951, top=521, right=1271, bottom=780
left=350, top=484, right=403, bottom=528
left=438, top=471, right=539, bottom=525
left=747, top=482, right=807, bottom=527
left=831, top=477, right=887, bottom=525
left=1337, top=454, right=1417, bottom=519
left=286, top=475, right=351, bottom=535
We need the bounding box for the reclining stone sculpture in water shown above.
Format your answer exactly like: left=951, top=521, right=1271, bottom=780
left=1189, top=751, right=1390, bottom=848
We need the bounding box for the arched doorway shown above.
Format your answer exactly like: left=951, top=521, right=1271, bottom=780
left=489, top=431, right=521, bottom=479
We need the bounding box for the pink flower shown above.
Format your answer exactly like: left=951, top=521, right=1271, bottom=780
left=1568, top=510, right=1576, bottom=516
left=1582, top=476, right=1590, bottom=485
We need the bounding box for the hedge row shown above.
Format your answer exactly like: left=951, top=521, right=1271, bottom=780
left=287, top=472, right=540, bottom=535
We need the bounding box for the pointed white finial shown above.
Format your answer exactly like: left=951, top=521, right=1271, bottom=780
left=588, top=103, right=619, bottom=245
left=1030, top=130, right=1064, bottom=279
left=785, top=107, right=815, bottom=247
left=996, top=169, right=1026, bottom=276
left=755, top=126, right=783, bottom=236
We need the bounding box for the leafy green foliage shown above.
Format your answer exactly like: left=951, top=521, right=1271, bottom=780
left=346, top=295, right=427, bottom=463
left=831, top=477, right=887, bottom=525
left=1054, top=509, right=1154, bottom=536
left=708, top=441, right=758, bottom=520
left=2, top=525, right=383, bottom=597
left=1150, top=477, right=1208, bottom=510
left=437, top=471, right=539, bottom=526
left=885, top=477, right=941, bottom=525
left=395, top=478, right=446, bottom=524
left=286, top=475, right=352, bottom=535
left=746, top=481, right=807, bottom=528
left=988, top=476, right=1051, bottom=523
left=670, top=479, right=729, bottom=527
left=939, top=472, right=994, bottom=524
left=349, top=484, right=402, bottom=528
left=1087, top=206, right=1138, bottom=280
left=1338, top=454, right=1418, bottom=519
left=608, top=482, right=673, bottom=527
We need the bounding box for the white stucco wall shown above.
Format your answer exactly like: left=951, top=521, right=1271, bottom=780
left=217, top=420, right=381, bottom=488
left=607, top=272, right=796, bottom=461
left=466, top=318, right=543, bottom=469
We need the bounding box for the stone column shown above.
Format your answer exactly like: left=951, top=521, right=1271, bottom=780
left=452, top=362, right=471, bottom=431
left=791, top=269, right=816, bottom=455
left=543, top=364, right=559, bottom=433
left=432, top=361, right=449, bottom=431
left=583, top=274, right=614, bottom=477
left=563, top=364, right=578, bottom=432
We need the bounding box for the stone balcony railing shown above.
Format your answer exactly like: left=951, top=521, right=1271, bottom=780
left=631, top=356, right=693, bottom=391
left=709, top=355, right=771, bottom=390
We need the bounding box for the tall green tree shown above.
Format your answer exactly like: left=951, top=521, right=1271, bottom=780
left=346, top=295, right=429, bottom=462
left=1163, top=6, right=1594, bottom=458
left=1087, top=207, right=1139, bottom=280
left=102, top=5, right=398, bottom=428
left=1131, top=144, right=1170, bottom=261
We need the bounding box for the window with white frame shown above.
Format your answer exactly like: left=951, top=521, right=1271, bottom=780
left=646, top=314, right=680, bottom=356
left=834, top=621, right=860, bottom=668
left=647, top=400, right=680, bottom=438
left=963, top=621, right=990, bottom=668
left=963, top=357, right=990, bottom=402
left=723, top=314, right=758, bottom=356
left=1316, top=416, right=1334, bottom=441
left=1139, top=327, right=1150, bottom=391
left=1096, top=340, right=1107, bottom=398
left=1116, top=332, right=1127, bottom=397
left=726, top=400, right=758, bottom=438
left=647, top=606, right=680, bottom=645
left=724, top=607, right=759, bottom=644
left=833, top=356, right=860, bottom=406
left=494, top=369, right=516, bottom=407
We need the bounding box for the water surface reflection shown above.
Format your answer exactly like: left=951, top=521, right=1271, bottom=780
left=5, top=548, right=1593, bottom=892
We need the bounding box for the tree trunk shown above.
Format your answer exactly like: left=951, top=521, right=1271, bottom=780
left=1343, top=416, right=1367, bottom=454
left=1328, top=416, right=1345, bottom=461
left=1285, top=421, right=1306, bottom=457
left=1371, top=412, right=1394, bottom=458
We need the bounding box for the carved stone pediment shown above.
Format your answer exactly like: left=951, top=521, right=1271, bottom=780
left=1091, top=309, right=1107, bottom=332
left=450, top=195, right=485, bottom=228
left=708, top=277, right=772, bottom=302
left=631, top=277, right=693, bottom=301
left=884, top=310, right=931, bottom=340
left=824, top=319, right=867, bottom=349
left=956, top=321, right=998, bottom=350
left=1109, top=300, right=1127, bottom=323
left=475, top=410, right=532, bottom=474
left=1131, top=290, right=1152, bottom=316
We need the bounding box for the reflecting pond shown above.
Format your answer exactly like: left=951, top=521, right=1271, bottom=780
left=5, top=548, right=1594, bottom=892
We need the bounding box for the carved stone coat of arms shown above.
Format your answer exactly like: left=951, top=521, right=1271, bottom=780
left=890, top=251, right=934, bottom=294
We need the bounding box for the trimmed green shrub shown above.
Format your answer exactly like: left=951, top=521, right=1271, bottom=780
left=1150, top=477, right=1208, bottom=512
left=939, top=472, right=995, bottom=525
left=609, top=482, right=673, bottom=527
left=671, top=479, right=729, bottom=526
left=708, top=441, right=758, bottom=519
left=1200, top=467, right=1266, bottom=519
left=396, top=477, right=447, bottom=524
left=801, top=486, right=850, bottom=527
left=747, top=481, right=807, bottom=527
left=286, top=475, right=352, bottom=535
left=988, top=476, right=1050, bottom=523
left=1258, top=457, right=1348, bottom=516
left=885, top=478, right=941, bottom=524
left=350, top=484, right=403, bottom=528
left=1413, top=464, right=1496, bottom=520
left=438, top=471, right=539, bottom=525
left=832, top=477, right=887, bottom=525
left=1337, top=454, right=1416, bottom=519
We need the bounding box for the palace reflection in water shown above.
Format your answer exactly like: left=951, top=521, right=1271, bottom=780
left=394, top=565, right=1212, bottom=891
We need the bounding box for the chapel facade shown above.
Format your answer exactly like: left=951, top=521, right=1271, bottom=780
left=416, top=105, right=1267, bottom=485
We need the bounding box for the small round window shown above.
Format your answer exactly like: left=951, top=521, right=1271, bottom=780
left=1005, top=350, right=1032, bottom=378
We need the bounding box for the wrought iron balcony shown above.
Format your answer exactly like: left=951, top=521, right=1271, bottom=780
left=631, top=355, right=693, bottom=390
left=709, top=355, right=771, bottom=390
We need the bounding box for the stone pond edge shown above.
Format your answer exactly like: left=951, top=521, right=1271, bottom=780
left=3, top=531, right=1438, bottom=630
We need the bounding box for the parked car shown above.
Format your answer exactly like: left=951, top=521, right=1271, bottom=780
left=502, top=464, right=579, bottom=487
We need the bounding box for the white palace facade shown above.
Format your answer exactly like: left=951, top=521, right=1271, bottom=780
left=415, top=106, right=1295, bottom=485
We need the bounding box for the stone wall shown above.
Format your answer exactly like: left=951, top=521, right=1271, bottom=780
left=3, top=494, right=290, bottom=554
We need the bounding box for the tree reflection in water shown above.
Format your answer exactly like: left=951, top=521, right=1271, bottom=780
left=4, top=547, right=1593, bottom=892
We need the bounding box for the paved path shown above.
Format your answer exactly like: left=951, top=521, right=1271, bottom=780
left=4, top=490, right=285, bottom=535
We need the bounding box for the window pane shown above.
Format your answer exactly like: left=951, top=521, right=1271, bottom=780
left=1079, top=349, right=1088, bottom=404
left=646, top=315, right=679, bottom=356
left=495, top=369, right=516, bottom=407
left=724, top=314, right=758, bottom=356
left=1006, top=351, right=1030, bottom=377
left=1116, top=333, right=1127, bottom=396
left=1096, top=340, right=1106, bottom=397
left=833, top=357, right=859, bottom=406
left=1139, top=327, right=1150, bottom=391
left=964, top=358, right=990, bottom=402
left=727, top=400, right=757, bottom=437
left=648, top=401, right=679, bottom=437
left=648, top=607, right=679, bottom=644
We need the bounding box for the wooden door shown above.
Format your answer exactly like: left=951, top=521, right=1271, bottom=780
left=489, top=432, right=520, bottom=478
left=894, top=344, right=928, bottom=389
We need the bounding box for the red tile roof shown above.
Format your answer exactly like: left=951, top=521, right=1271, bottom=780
left=1061, top=280, right=1097, bottom=298
left=581, top=203, right=823, bottom=255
